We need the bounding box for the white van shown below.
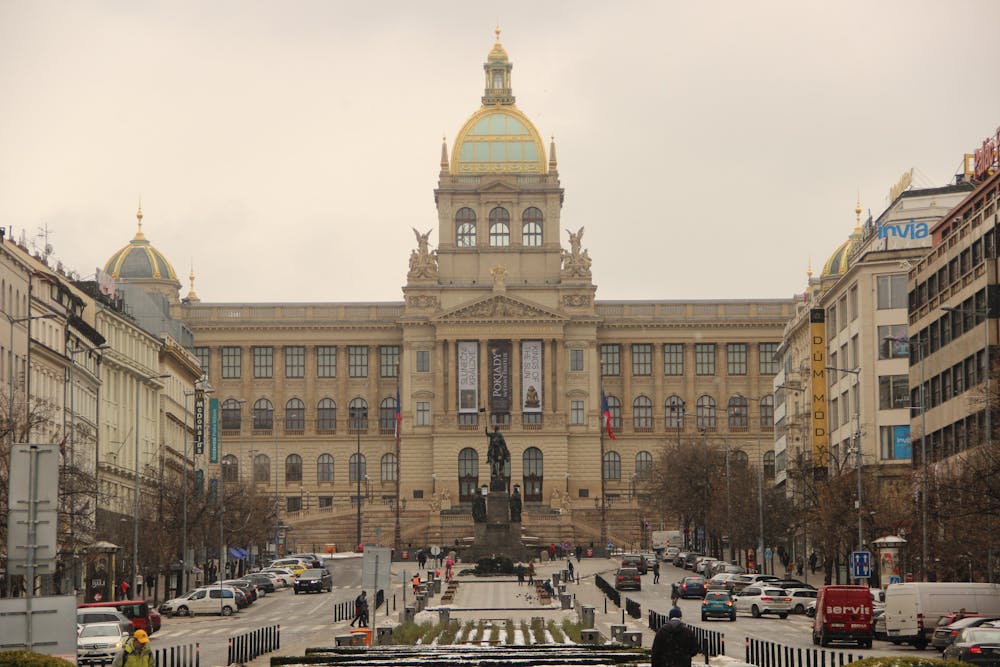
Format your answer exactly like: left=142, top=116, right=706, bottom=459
left=160, top=586, right=240, bottom=616
left=884, top=582, right=1000, bottom=649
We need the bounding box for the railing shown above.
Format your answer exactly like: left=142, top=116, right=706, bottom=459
left=594, top=574, right=621, bottom=607
left=649, top=610, right=725, bottom=657
left=624, top=596, right=641, bottom=619
left=153, top=642, right=199, bottom=667
left=745, top=637, right=860, bottom=667
left=332, top=589, right=386, bottom=622
left=227, top=625, right=280, bottom=664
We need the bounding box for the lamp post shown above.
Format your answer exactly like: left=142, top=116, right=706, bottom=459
left=943, top=304, right=992, bottom=582
left=134, top=373, right=169, bottom=591
left=356, top=428, right=362, bottom=552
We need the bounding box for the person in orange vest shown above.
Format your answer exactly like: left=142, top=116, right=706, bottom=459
left=411, top=574, right=420, bottom=595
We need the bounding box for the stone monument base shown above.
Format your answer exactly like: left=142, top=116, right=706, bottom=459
left=464, top=491, right=530, bottom=562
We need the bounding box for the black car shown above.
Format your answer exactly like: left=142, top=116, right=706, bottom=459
left=223, top=579, right=259, bottom=602
left=943, top=627, right=1000, bottom=666
left=683, top=552, right=703, bottom=570
left=679, top=576, right=707, bottom=599
left=933, top=616, right=1000, bottom=651
left=614, top=567, right=641, bottom=591
left=294, top=568, right=333, bottom=594
left=620, top=554, right=647, bottom=575
left=244, top=573, right=276, bottom=594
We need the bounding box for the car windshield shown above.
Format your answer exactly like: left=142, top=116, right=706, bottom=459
left=964, top=628, right=1000, bottom=643
left=762, top=589, right=787, bottom=596
left=79, top=624, right=122, bottom=638
left=706, top=592, right=730, bottom=601
left=301, top=569, right=325, bottom=577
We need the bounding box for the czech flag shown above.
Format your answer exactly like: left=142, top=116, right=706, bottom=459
left=395, top=385, right=402, bottom=440
left=601, top=388, right=616, bottom=440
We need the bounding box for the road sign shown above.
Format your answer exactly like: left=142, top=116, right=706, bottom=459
left=430, top=546, right=441, bottom=556
left=7, top=444, right=59, bottom=575
left=362, top=546, right=392, bottom=592
left=852, top=551, right=871, bottom=578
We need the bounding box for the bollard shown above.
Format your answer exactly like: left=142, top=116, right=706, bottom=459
left=376, top=626, right=395, bottom=645
left=558, top=584, right=567, bottom=594
left=581, top=605, right=595, bottom=628
left=552, top=572, right=561, bottom=585
left=433, top=578, right=442, bottom=594
left=438, top=607, right=450, bottom=624
left=610, top=624, right=626, bottom=642
left=559, top=593, right=572, bottom=609
left=580, top=628, right=600, bottom=645
left=622, top=631, right=642, bottom=647
left=400, top=606, right=415, bottom=623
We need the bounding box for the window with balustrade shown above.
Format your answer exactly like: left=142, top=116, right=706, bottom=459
left=317, top=398, right=336, bottom=432
left=522, top=207, right=543, bottom=246
left=696, top=395, right=717, bottom=429
left=633, top=395, right=652, bottom=430
left=253, top=398, right=273, bottom=430
left=317, top=453, right=334, bottom=482
left=349, top=398, right=368, bottom=431
left=285, top=398, right=305, bottom=431
left=285, top=454, right=302, bottom=482
left=602, top=451, right=621, bottom=481
left=221, top=399, right=243, bottom=430
left=489, top=207, right=510, bottom=246
left=728, top=396, right=748, bottom=429
left=665, top=396, right=685, bottom=430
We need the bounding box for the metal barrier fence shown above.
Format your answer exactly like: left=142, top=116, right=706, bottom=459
left=649, top=610, right=725, bottom=657
left=153, top=642, right=199, bottom=667
left=227, top=624, right=280, bottom=664
left=745, top=637, right=860, bottom=667
left=333, top=589, right=386, bottom=622
left=625, top=596, right=641, bottom=619
left=594, top=574, right=621, bottom=607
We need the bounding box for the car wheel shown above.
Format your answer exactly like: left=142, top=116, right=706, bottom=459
left=794, top=603, right=804, bottom=614
left=221, top=605, right=234, bottom=616
left=294, top=589, right=299, bottom=594
left=751, top=605, right=761, bottom=618
left=702, top=614, right=708, bottom=622
left=812, top=632, right=820, bottom=646
left=778, top=613, right=788, bottom=619
left=177, top=605, right=189, bottom=617
left=861, top=640, right=872, bottom=649
left=820, top=631, right=829, bottom=647
left=915, top=637, right=928, bottom=651
left=729, top=614, right=736, bottom=622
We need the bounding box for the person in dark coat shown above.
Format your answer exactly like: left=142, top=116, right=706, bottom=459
left=651, top=607, right=700, bottom=667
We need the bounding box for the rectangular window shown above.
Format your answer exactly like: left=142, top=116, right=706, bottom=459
left=631, top=344, right=652, bottom=376
left=416, top=350, right=430, bottom=373
left=285, top=346, right=305, bottom=378
left=221, top=346, right=241, bottom=379
left=727, top=343, right=748, bottom=375
left=317, top=346, right=337, bottom=377
left=758, top=343, right=779, bottom=374
left=194, top=347, right=209, bottom=376
left=695, top=343, right=716, bottom=375
left=663, top=344, right=684, bottom=376
left=850, top=335, right=859, bottom=370
left=877, top=274, right=908, bottom=309
left=318, top=496, right=333, bottom=509
left=600, top=344, right=621, bottom=376
left=286, top=496, right=302, bottom=513
left=830, top=397, right=839, bottom=430
left=849, top=284, right=859, bottom=321
left=838, top=295, right=848, bottom=331
left=879, top=374, right=909, bottom=410
left=253, top=347, right=273, bottom=378
left=380, top=345, right=400, bottom=377
left=880, top=425, right=911, bottom=460
left=569, top=349, right=584, bottom=372
left=570, top=399, right=585, bottom=425
left=349, top=346, right=368, bottom=377
left=878, top=324, right=909, bottom=359
left=416, top=401, right=430, bottom=426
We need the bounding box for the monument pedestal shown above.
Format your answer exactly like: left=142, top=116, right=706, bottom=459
left=465, top=491, right=529, bottom=562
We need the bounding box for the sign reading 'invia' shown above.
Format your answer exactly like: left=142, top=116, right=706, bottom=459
left=877, top=220, right=929, bottom=240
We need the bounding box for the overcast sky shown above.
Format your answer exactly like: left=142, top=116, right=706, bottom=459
left=2, top=1, right=998, bottom=303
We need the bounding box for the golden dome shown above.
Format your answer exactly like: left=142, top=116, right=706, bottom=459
left=821, top=239, right=852, bottom=278
left=488, top=26, right=508, bottom=62
left=104, top=208, right=179, bottom=283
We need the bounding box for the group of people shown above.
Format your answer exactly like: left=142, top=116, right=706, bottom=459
left=514, top=561, right=536, bottom=585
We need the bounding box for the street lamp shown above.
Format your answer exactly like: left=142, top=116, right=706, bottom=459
left=943, top=304, right=993, bottom=583
left=4, top=311, right=56, bottom=445
left=826, top=366, right=864, bottom=571
left=134, top=372, right=170, bottom=591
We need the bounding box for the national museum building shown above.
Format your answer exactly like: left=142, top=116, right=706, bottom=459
left=108, top=35, right=797, bottom=551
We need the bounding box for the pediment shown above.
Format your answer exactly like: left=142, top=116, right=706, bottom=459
left=478, top=179, right=522, bottom=193
left=434, top=294, right=567, bottom=323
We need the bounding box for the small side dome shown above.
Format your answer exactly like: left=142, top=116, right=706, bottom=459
left=821, top=239, right=851, bottom=278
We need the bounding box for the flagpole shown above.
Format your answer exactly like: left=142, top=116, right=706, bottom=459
left=599, top=390, right=608, bottom=554
left=394, top=384, right=401, bottom=553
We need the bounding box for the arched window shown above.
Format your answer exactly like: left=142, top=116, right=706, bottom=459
left=317, top=453, right=334, bottom=482
left=458, top=448, right=479, bottom=502
left=759, top=395, right=775, bottom=428
left=696, top=395, right=717, bottom=430
left=606, top=395, right=622, bottom=430
left=253, top=453, right=270, bottom=483
left=635, top=451, right=653, bottom=480
left=285, top=454, right=302, bottom=482
left=763, top=450, right=776, bottom=478
left=379, top=397, right=398, bottom=434
left=253, top=398, right=273, bottom=430
left=603, top=451, right=621, bottom=481
left=456, top=207, right=476, bottom=247
left=728, top=395, right=749, bottom=429
left=285, top=398, right=305, bottom=431
left=665, top=396, right=685, bottom=430
left=731, top=450, right=749, bottom=467
left=522, top=207, right=543, bottom=246
left=221, top=454, right=239, bottom=482
left=381, top=453, right=398, bottom=482
left=349, top=398, right=368, bottom=432
left=317, top=398, right=336, bottom=433
left=488, top=207, right=510, bottom=246
left=522, top=447, right=543, bottom=502
left=349, top=453, right=366, bottom=483
left=633, top=395, right=653, bottom=430
left=221, top=399, right=243, bottom=431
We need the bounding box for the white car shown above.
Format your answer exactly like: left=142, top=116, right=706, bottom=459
left=734, top=585, right=792, bottom=618
left=786, top=587, right=818, bottom=614
left=76, top=622, right=130, bottom=666
left=160, top=587, right=239, bottom=616
left=261, top=567, right=296, bottom=587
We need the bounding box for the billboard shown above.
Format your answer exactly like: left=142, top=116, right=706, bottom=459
left=488, top=340, right=512, bottom=414
left=209, top=397, right=219, bottom=463
left=521, top=340, right=543, bottom=413
left=457, top=341, right=478, bottom=413
left=810, top=309, right=829, bottom=472
left=194, top=388, right=205, bottom=455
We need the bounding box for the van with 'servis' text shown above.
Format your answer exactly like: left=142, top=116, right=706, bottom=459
left=884, top=582, right=1000, bottom=649
left=811, top=585, right=873, bottom=648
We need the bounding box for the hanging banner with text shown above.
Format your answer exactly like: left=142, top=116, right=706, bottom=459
left=521, top=340, right=543, bottom=413
left=488, top=340, right=512, bottom=414
left=209, top=397, right=220, bottom=463
left=194, top=388, right=205, bottom=455
left=457, top=341, right=479, bottom=413
left=809, top=308, right=829, bottom=472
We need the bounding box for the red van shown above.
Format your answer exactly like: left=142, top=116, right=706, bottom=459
left=77, top=600, right=153, bottom=634
left=811, top=585, right=873, bottom=648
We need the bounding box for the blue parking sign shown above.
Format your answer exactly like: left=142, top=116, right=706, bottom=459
left=851, top=551, right=871, bottom=578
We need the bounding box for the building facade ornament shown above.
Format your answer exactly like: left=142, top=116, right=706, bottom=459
left=561, top=226, right=592, bottom=278
left=490, top=263, right=508, bottom=292
left=561, top=293, right=593, bottom=308
left=408, top=227, right=439, bottom=280
left=405, top=294, right=440, bottom=310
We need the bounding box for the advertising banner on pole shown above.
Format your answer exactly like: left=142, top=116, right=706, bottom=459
left=809, top=308, right=829, bottom=473
left=488, top=339, right=511, bottom=414
left=457, top=341, right=478, bottom=413
left=194, top=388, right=205, bottom=455
left=209, top=397, right=219, bottom=463
left=521, top=340, right=542, bottom=413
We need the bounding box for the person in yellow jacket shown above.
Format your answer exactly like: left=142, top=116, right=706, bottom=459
left=112, top=628, right=156, bottom=667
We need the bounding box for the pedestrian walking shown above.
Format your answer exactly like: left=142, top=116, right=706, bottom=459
left=653, top=561, right=660, bottom=584
left=445, top=556, right=454, bottom=581
left=112, top=629, right=155, bottom=667
left=516, top=562, right=525, bottom=585
left=349, top=591, right=367, bottom=627
left=418, top=550, right=427, bottom=569
left=120, top=578, right=130, bottom=599
left=412, top=574, right=421, bottom=595
left=575, top=545, right=583, bottom=561
left=567, top=558, right=575, bottom=582
left=670, top=582, right=680, bottom=605
left=651, top=607, right=699, bottom=667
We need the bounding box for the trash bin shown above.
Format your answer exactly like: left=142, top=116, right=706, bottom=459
left=351, top=627, right=373, bottom=646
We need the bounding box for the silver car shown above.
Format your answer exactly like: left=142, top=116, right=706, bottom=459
left=77, top=622, right=130, bottom=665
left=734, top=586, right=792, bottom=618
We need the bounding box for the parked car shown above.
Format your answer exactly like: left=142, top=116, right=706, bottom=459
left=76, top=622, right=130, bottom=666
left=774, top=579, right=815, bottom=590
left=683, top=552, right=704, bottom=570
left=734, top=585, right=792, bottom=618
left=664, top=547, right=681, bottom=561
left=261, top=567, right=297, bottom=587
left=707, top=573, right=739, bottom=592
left=147, top=608, right=162, bottom=633
left=294, top=568, right=333, bottom=593
left=214, top=579, right=258, bottom=602
left=245, top=572, right=276, bottom=594
left=932, top=616, right=1000, bottom=652
left=289, top=553, right=324, bottom=568
left=679, top=576, right=708, bottom=599
left=77, top=600, right=154, bottom=634
left=159, top=587, right=239, bottom=616
left=269, top=559, right=307, bottom=576
left=695, top=557, right=718, bottom=574
left=787, top=588, right=818, bottom=614
left=811, top=585, right=873, bottom=648
left=76, top=608, right=132, bottom=636
left=673, top=551, right=690, bottom=568
left=620, top=554, right=647, bottom=575
left=873, top=609, right=886, bottom=639
left=732, top=573, right=780, bottom=593
left=640, top=552, right=658, bottom=569
left=701, top=591, right=736, bottom=621
left=943, top=627, right=1000, bottom=666
left=615, top=567, right=642, bottom=591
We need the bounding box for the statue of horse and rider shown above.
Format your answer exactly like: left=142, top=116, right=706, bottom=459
left=485, top=426, right=510, bottom=493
